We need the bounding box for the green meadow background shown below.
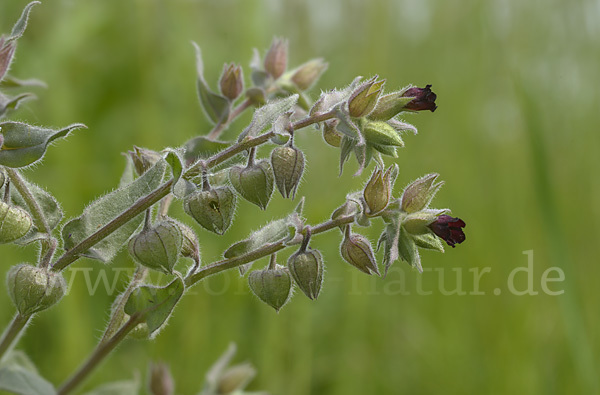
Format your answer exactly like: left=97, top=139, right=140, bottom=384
left=1, top=0, right=598, bottom=393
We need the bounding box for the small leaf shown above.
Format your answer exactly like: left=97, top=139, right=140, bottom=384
left=0, top=122, right=86, bottom=168
left=238, top=94, right=298, bottom=141
left=412, top=232, right=445, bottom=253
left=8, top=2, right=41, bottom=42
left=397, top=226, right=422, bottom=272
left=0, top=76, right=47, bottom=89
left=118, top=155, right=136, bottom=188
left=164, top=148, right=184, bottom=186
left=124, top=276, right=184, bottom=336
left=0, top=93, right=36, bottom=119
left=193, top=42, right=230, bottom=125
left=61, top=159, right=167, bottom=262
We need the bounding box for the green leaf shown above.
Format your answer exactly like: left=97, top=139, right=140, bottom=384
left=183, top=135, right=233, bottom=166
left=0, top=76, right=47, bottom=89
left=0, top=122, right=86, bottom=168
left=237, top=94, right=298, bottom=141
left=334, top=104, right=362, bottom=141
left=0, top=350, right=54, bottom=395
left=193, top=42, right=230, bottom=125
left=164, top=148, right=184, bottom=186
left=61, top=159, right=167, bottom=262
left=83, top=377, right=140, bottom=395
left=124, top=276, right=184, bottom=336
left=223, top=213, right=299, bottom=259
left=118, top=155, right=136, bottom=188
left=8, top=2, right=41, bottom=42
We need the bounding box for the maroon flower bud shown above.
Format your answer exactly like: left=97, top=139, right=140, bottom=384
left=0, top=38, right=16, bottom=81
left=264, top=37, right=288, bottom=80
left=428, top=215, right=465, bottom=247
left=402, top=84, right=437, bottom=112
left=219, top=63, right=244, bottom=101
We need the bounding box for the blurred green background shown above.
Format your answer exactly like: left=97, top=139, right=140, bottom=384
left=1, top=0, right=598, bottom=394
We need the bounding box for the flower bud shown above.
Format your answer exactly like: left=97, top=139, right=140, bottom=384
left=363, top=166, right=394, bottom=215
left=248, top=264, right=292, bottom=312
left=348, top=77, right=385, bottom=118
left=217, top=364, right=256, bottom=394
left=128, top=146, right=162, bottom=176
left=401, top=84, right=437, bottom=112
left=362, top=120, right=404, bottom=147
left=0, top=201, right=33, bottom=244
left=149, top=363, right=175, bottom=395
left=228, top=160, right=274, bottom=210
left=184, top=186, right=236, bottom=235
left=289, top=58, right=328, bottom=91
left=401, top=173, right=443, bottom=213
left=6, top=264, right=66, bottom=316
left=128, top=219, right=183, bottom=274
left=271, top=145, right=304, bottom=199
left=428, top=215, right=466, bottom=248
left=264, top=37, right=288, bottom=79
left=0, top=38, right=16, bottom=82
left=402, top=211, right=440, bottom=235
left=322, top=119, right=342, bottom=147
left=219, top=63, right=244, bottom=101
left=288, top=248, right=323, bottom=300
left=340, top=230, right=380, bottom=275
left=368, top=91, right=416, bottom=121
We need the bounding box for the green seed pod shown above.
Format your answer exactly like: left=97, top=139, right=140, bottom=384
left=271, top=145, right=304, bottom=199
left=6, top=264, right=66, bottom=316
left=184, top=186, right=236, bottom=235
left=322, top=119, right=342, bottom=147
left=228, top=160, right=274, bottom=210
left=287, top=248, right=323, bottom=300
left=340, top=230, right=380, bottom=275
left=128, top=219, right=183, bottom=274
left=248, top=264, right=292, bottom=312
left=0, top=201, right=33, bottom=244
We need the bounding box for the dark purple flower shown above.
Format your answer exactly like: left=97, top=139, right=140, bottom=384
left=428, top=215, right=466, bottom=247
left=402, top=84, right=437, bottom=112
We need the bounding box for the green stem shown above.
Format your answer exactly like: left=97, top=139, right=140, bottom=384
left=56, top=314, right=142, bottom=395
left=0, top=314, right=30, bottom=361
left=185, top=214, right=354, bottom=287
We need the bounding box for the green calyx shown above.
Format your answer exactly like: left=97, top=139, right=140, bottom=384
left=228, top=160, right=274, bottom=210
left=287, top=248, right=323, bottom=300
left=271, top=145, right=305, bottom=199
left=128, top=218, right=183, bottom=274
left=248, top=264, right=292, bottom=312
left=7, top=264, right=66, bottom=316
left=0, top=201, right=33, bottom=244
left=184, top=186, right=236, bottom=235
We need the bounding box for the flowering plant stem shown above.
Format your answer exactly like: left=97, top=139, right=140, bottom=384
left=56, top=213, right=354, bottom=394
left=0, top=313, right=30, bottom=361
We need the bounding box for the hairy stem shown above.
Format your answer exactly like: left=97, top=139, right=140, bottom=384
left=56, top=314, right=142, bottom=395
left=0, top=314, right=30, bottom=361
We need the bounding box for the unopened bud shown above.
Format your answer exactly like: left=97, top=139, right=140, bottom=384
left=217, top=364, right=256, bottom=394
left=271, top=145, right=304, bottom=199
left=363, top=166, right=395, bottom=215
left=322, top=119, right=342, bottom=147
left=149, top=363, right=175, bottom=395
left=0, top=38, right=16, bottom=82
left=0, top=201, right=33, bottom=244
left=368, top=91, right=416, bottom=121
left=228, top=160, right=274, bottom=210
left=248, top=264, right=292, bottom=312
left=128, top=146, right=162, bottom=176
left=264, top=37, right=288, bottom=80
left=219, top=63, right=244, bottom=101
left=289, top=58, right=328, bottom=91
left=128, top=219, right=183, bottom=274
left=362, top=120, right=404, bottom=147
left=288, top=248, right=323, bottom=300
left=7, top=264, right=66, bottom=316
left=184, top=186, right=236, bottom=235
left=340, top=229, right=380, bottom=275
left=348, top=77, right=385, bottom=118
left=401, top=173, right=443, bottom=213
